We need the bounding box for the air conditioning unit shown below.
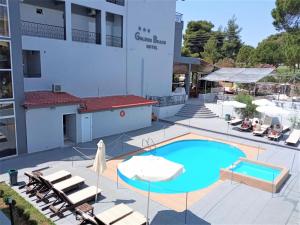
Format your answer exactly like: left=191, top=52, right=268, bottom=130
left=52, top=84, right=62, bottom=93
left=88, top=9, right=96, bottom=17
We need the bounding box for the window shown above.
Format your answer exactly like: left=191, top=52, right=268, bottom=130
left=106, top=12, right=123, bottom=48
left=0, top=71, right=12, bottom=99
left=0, top=117, right=16, bottom=158
left=23, top=50, right=41, bottom=78
left=0, top=102, right=13, bottom=117
left=0, top=3, right=9, bottom=37
left=106, top=0, right=125, bottom=6
left=0, top=40, right=10, bottom=69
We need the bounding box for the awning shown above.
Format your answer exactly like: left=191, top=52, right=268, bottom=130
left=201, top=67, right=275, bottom=83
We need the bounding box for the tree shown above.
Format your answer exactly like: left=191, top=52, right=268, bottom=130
left=215, top=57, right=235, bottom=68
left=234, top=94, right=257, bottom=118
left=272, top=0, right=300, bottom=32
left=282, top=32, right=300, bottom=72
left=236, top=45, right=255, bottom=67
left=183, top=20, right=214, bottom=57
left=222, top=16, right=243, bottom=59
left=253, top=34, right=284, bottom=66
left=202, top=36, right=222, bottom=64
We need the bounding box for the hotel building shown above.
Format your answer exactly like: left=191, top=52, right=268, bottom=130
left=1, top=0, right=188, bottom=159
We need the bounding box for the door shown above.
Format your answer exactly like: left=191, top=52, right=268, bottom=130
left=81, top=114, right=92, bottom=143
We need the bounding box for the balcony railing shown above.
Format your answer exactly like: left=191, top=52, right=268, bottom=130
left=106, top=35, right=122, bottom=48
left=21, top=20, right=65, bottom=40
left=175, top=12, right=183, bottom=23
left=106, top=0, right=125, bottom=6
left=147, top=95, right=186, bottom=107
left=72, top=29, right=101, bottom=44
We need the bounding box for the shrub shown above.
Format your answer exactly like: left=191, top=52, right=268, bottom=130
left=234, top=93, right=257, bottom=118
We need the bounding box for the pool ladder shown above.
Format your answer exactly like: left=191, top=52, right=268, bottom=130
left=142, top=137, right=157, bottom=154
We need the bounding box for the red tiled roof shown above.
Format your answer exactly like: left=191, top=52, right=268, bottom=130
left=79, top=95, right=157, bottom=113
left=24, top=91, right=81, bottom=109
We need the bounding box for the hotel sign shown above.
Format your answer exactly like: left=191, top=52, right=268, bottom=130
left=135, top=27, right=166, bottom=50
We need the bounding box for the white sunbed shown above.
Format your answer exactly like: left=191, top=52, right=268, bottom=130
left=113, top=211, right=147, bottom=225
left=53, top=176, right=85, bottom=191
left=228, top=118, right=243, bottom=125
left=285, top=129, right=300, bottom=145
left=253, top=124, right=269, bottom=136
left=43, top=170, right=71, bottom=183
left=96, top=203, right=133, bottom=225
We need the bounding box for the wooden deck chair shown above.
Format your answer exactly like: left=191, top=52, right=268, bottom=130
left=77, top=203, right=133, bottom=225
left=36, top=175, right=85, bottom=203
left=48, top=186, right=101, bottom=218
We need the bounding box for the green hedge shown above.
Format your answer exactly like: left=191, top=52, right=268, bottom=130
left=0, top=182, right=55, bottom=225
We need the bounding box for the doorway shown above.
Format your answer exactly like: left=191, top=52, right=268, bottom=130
left=63, top=114, right=76, bottom=146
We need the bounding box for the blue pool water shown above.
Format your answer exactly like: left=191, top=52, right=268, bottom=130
left=231, top=161, right=281, bottom=182
left=118, top=140, right=245, bottom=193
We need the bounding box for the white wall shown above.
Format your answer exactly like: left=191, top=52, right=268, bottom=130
left=126, top=0, right=176, bottom=97
left=91, top=106, right=152, bottom=138
left=25, top=105, right=79, bottom=153
left=153, top=104, right=184, bottom=119
left=21, top=0, right=176, bottom=98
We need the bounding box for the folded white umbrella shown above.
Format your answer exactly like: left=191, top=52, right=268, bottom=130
left=252, top=99, right=275, bottom=106
left=92, top=140, right=107, bottom=201
left=118, top=155, right=184, bottom=225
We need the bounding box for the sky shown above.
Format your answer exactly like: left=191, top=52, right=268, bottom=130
left=176, top=0, right=279, bottom=47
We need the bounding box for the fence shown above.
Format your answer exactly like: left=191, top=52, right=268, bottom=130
left=147, top=95, right=186, bottom=107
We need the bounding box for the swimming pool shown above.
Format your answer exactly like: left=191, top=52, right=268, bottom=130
left=231, top=161, right=281, bottom=182
left=118, top=140, right=245, bottom=193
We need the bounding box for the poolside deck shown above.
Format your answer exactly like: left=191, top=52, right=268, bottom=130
left=0, top=121, right=299, bottom=225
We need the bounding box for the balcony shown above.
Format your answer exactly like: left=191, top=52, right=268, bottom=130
left=106, top=35, right=122, bottom=48
left=72, top=29, right=101, bottom=44
left=175, top=12, right=183, bottom=23
left=21, top=20, right=65, bottom=40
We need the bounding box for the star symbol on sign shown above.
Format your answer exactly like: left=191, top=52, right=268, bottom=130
left=143, top=28, right=146, bottom=32
left=138, top=26, right=141, bottom=31
left=147, top=29, right=150, bottom=33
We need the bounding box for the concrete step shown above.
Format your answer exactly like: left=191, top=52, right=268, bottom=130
left=175, top=104, right=218, bottom=118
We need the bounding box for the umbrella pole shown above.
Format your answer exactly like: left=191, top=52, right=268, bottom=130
left=185, top=192, right=188, bottom=224
left=146, top=182, right=151, bottom=225
left=96, top=171, right=100, bottom=202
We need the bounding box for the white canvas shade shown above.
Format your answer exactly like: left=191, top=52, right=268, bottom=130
left=92, top=140, right=107, bottom=201
left=221, top=101, right=246, bottom=108
left=252, top=99, right=275, bottom=106
left=256, top=106, right=290, bottom=117
left=118, top=155, right=184, bottom=225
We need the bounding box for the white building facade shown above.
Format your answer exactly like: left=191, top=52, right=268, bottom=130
left=0, top=0, right=179, bottom=158
left=21, top=0, right=176, bottom=97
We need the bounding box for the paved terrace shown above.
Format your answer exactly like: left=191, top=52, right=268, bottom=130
left=0, top=121, right=299, bottom=225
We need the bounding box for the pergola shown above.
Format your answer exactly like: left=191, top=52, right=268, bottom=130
left=200, top=67, right=276, bottom=96
left=201, top=67, right=275, bottom=83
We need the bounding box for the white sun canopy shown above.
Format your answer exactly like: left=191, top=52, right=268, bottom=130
left=201, top=68, right=275, bottom=83
left=118, top=155, right=184, bottom=182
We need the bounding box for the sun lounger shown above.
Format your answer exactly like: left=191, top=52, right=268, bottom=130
left=253, top=124, right=269, bottom=136
left=285, top=129, right=300, bottom=145
left=228, top=118, right=243, bottom=125
left=36, top=175, right=85, bottom=203
left=282, top=126, right=290, bottom=133
left=77, top=203, right=133, bottom=225
left=113, top=211, right=147, bottom=225
left=23, top=170, right=71, bottom=195
left=267, top=131, right=282, bottom=141
left=49, top=186, right=101, bottom=218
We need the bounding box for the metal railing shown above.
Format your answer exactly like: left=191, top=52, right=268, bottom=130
left=21, top=20, right=65, bottom=40
left=175, top=12, right=183, bottom=23
left=72, top=29, right=101, bottom=44
left=106, top=0, right=125, bottom=6
left=147, top=94, right=186, bottom=107
left=106, top=35, right=122, bottom=48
